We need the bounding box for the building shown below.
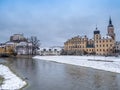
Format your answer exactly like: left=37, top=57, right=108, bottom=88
left=115, top=41, right=120, bottom=55
left=0, top=42, right=15, bottom=56
left=15, top=42, right=32, bottom=55
left=0, top=34, right=34, bottom=55
left=38, top=46, right=62, bottom=56
left=64, top=17, right=116, bottom=56
left=10, top=34, right=27, bottom=43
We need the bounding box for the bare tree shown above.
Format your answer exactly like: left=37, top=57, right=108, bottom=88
left=29, top=36, right=40, bottom=55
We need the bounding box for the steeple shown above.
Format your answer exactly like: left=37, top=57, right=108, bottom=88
left=94, top=25, right=100, bottom=34
left=95, top=24, right=98, bottom=30
left=109, top=16, right=112, bottom=24
left=108, top=16, right=113, bottom=27
left=107, top=16, right=115, bottom=40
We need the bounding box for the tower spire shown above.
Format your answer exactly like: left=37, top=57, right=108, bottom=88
left=108, top=16, right=113, bottom=27
left=95, top=24, right=98, bottom=30
left=109, top=16, right=112, bottom=25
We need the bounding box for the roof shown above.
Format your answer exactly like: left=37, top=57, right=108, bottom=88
left=39, top=46, right=62, bottom=51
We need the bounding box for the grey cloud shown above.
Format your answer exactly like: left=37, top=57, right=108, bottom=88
left=0, top=1, right=120, bottom=47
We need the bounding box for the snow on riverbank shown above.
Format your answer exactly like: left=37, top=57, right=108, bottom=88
left=33, top=56, right=120, bottom=73
left=0, top=64, right=27, bottom=89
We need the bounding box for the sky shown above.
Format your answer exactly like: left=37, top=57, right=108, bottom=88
left=0, top=0, right=120, bottom=47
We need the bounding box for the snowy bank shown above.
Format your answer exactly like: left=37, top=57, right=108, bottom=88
left=33, top=56, right=120, bottom=73
left=0, top=64, right=27, bottom=89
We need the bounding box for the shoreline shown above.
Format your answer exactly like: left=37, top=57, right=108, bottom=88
left=33, top=55, right=120, bottom=74
left=0, top=64, right=27, bottom=90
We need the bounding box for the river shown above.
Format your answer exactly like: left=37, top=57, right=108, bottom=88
left=0, top=57, right=120, bottom=90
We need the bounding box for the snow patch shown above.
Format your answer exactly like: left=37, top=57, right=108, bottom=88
left=33, top=56, right=120, bottom=73
left=0, top=64, right=27, bottom=89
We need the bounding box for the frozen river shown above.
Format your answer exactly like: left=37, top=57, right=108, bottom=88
left=1, top=57, right=120, bottom=90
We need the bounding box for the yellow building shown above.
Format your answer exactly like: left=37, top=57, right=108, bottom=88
left=0, top=42, right=16, bottom=56
left=64, top=18, right=115, bottom=55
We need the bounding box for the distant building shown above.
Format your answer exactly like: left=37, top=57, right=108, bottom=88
left=10, top=34, right=27, bottom=43
left=15, top=42, right=32, bottom=55
left=9, top=34, right=33, bottom=55
left=0, top=42, right=15, bottom=55
left=64, top=17, right=116, bottom=56
left=38, top=46, right=63, bottom=56
left=0, top=34, right=34, bottom=55
left=115, top=41, right=120, bottom=54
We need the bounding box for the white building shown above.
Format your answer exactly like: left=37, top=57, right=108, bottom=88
left=15, top=42, right=32, bottom=55
left=5, top=41, right=16, bottom=47
left=38, top=46, right=63, bottom=56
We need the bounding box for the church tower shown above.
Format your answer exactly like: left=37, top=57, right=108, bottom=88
left=94, top=26, right=101, bottom=41
left=107, top=17, right=115, bottom=40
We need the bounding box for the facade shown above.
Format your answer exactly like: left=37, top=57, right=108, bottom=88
left=9, top=34, right=33, bottom=55
left=0, top=34, right=33, bottom=55
left=0, top=42, right=15, bottom=55
left=115, top=41, right=120, bottom=54
left=15, top=42, right=32, bottom=55
left=64, top=18, right=116, bottom=55
left=10, top=34, right=27, bottom=43
left=39, top=46, right=62, bottom=56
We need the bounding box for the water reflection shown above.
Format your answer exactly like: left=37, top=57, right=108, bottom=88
left=1, top=58, right=120, bottom=90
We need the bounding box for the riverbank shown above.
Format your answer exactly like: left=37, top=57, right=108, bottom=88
left=33, top=55, right=120, bottom=73
left=0, top=76, right=3, bottom=85
left=15, top=55, right=34, bottom=58
left=0, top=54, right=34, bottom=59
left=0, top=64, right=27, bottom=89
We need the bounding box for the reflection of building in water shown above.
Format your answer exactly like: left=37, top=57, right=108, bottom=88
left=64, top=18, right=116, bottom=55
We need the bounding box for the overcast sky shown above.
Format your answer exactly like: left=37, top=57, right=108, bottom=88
left=0, top=0, right=120, bottom=47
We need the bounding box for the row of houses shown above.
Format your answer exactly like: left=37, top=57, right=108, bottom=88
left=38, top=46, right=63, bottom=55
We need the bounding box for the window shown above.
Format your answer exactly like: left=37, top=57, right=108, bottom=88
left=43, top=49, right=46, bottom=51
left=54, top=49, right=57, bottom=51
